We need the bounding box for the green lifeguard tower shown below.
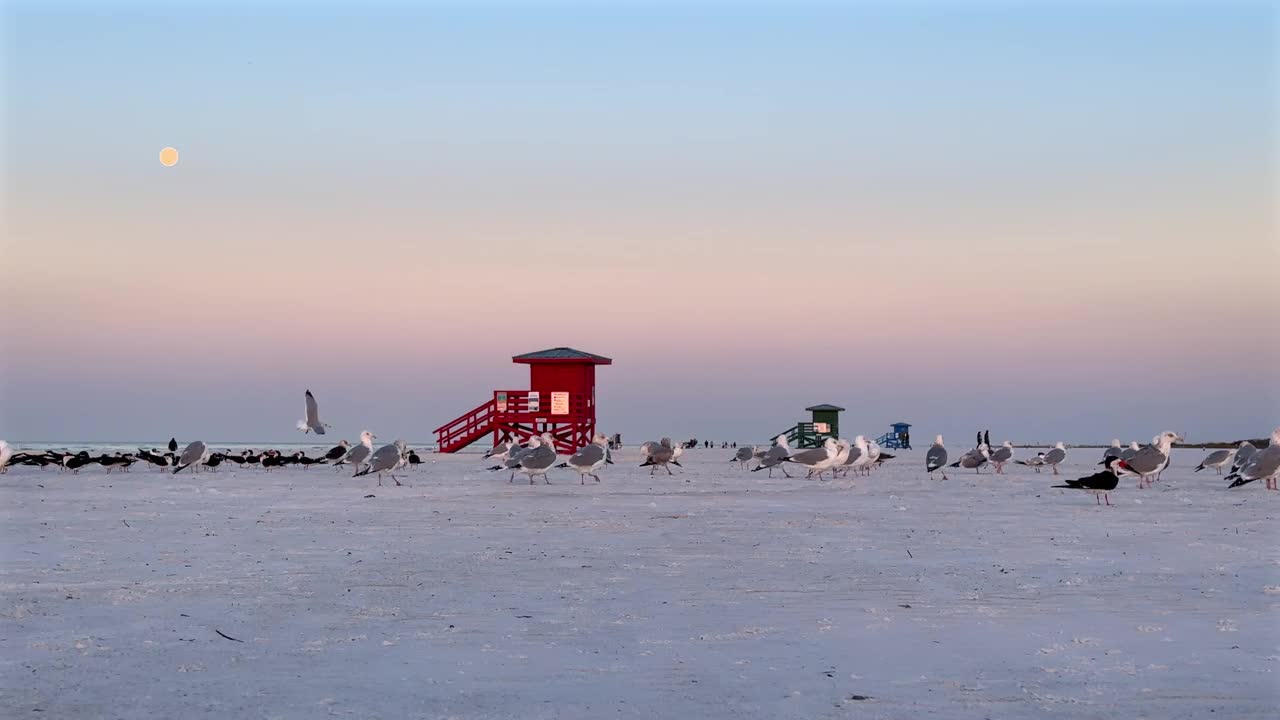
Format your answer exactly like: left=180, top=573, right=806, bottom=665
left=774, top=403, right=845, bottom=448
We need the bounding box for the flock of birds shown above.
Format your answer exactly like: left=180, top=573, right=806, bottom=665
left=920, top=428, right=1280, bottom=504
left=1, top=388, right=1277, bottom=501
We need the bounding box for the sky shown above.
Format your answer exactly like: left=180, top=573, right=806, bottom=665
left=1, top=1, right=1276, bottom=446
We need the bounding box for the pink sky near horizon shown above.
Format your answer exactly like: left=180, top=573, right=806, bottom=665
left=1, top=1, right=1276, bottom=443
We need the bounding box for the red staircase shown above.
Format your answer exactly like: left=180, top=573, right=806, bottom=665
left=433, top=390, right=595, bottom=454
left=433, top=399, right=497, bottom=453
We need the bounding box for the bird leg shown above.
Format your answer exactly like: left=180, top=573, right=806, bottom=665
left=1096, top=494, right=1101, bottom=505
left=1105, top=493, right=1111, bottom=506
left=593, top=474, right=601, bottom=483
left=665, top=465, right=673, bottom=476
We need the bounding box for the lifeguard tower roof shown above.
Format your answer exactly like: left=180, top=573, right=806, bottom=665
left=805, top=403, right=846, bottom=412
left=512, top=347, right=613, bottom=365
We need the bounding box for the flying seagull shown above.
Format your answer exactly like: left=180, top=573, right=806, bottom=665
left=297, top=390, right=330, bottom=435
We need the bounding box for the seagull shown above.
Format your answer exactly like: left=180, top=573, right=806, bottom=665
left=1194, top=448, right=1233, bottom=474
left=783, top=437, right=840, bottom=480
left=516, top=432, right=558, bottom=484
left=1102, top=439, right=1124, bottom=464
left=1013, top=448, right=1044, bottom=471
left=172, top=441, right=208, bottom=474
left=1119, top=441, right=1141, bottom=462
left=1227, top=427, right=1280, bottom=490
left=732, top=446, right=755, bottom=468
left=1054, top=457, right=1121, bottom=505
left=297, top=389, right=330, bottom=435
left=484, top=440, right=518, bottom=462
left=989, top=441, right=1015, bottom=474
left=1229, top=441, right=1258, bottom=475
left=837, top=438, right=864, bottom=478
left=822, top=439, right=851, bottom=480
left=640, top=438, right=682, bottom=477
left=353, top=441, right=405, bottom=486
left=1117, top=431, right=1181, bottom=487
left=322, top=440, right=350, bottom=463
left=560, top=434, right=612, bottom=484
left=0, top=441, right=13, bottom=474
left=492, top=436, right=540, bottom=482
left=950, top=432, right=990, bottom=473
left=847, top=435, right=874, bottom=477
left=751, top=435, right=793, bottom=477
left=1042, top=442, right=1067, bottom=475
left=926, top=435, right=949, bottom=480
left=342, top=431, right=376, bottom=472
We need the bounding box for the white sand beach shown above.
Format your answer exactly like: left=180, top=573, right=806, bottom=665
left=1, top=447, right=1276, bottom=718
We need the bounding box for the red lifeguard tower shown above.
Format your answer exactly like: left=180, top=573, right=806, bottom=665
left=433, top=347, right=612, bottom=454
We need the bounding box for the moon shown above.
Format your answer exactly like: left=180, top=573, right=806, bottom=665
left=159, top=147, right=179, bottom=167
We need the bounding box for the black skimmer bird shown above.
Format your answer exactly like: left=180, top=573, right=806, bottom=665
left=1054, top=457, right=1121, bottom=505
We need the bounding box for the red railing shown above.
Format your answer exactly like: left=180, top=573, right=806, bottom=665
left=491, top=390, right=589, bottom=419
left=433, top=399, right=497, bottom=453
left=434, top=390, right=593, bottom=453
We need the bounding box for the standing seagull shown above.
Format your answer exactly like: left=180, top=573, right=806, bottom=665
left=341, top=431, right=376, bottom=472
left=752, top=435, right=793, bottom=478
left=1017, top=452, right=1048, bottom=472
left=847, top=436, right=874, bottom=477
left=989, top=441, right=1015, bottom=475
left=1042, top=442, right=1067, bottom=475
left=926, top=435, right=949, bottom=480
left=1054, top=457, right=1122, bottom=505
left=639, top=438, right=682, bottom=477
left=784, top=437, right=840, bottom=480
left=1102, top=439, right=1124, bottom=463
left=297, top=390, right=330, bottom=435
left=1229, top=441, right=1258, bottom=475
left=732, top=446, right=755, bottom=469
left=1226, top=427, right=1280, bottom=490
left=1194, top=448, right=1233, bottom=474
left=1117, top=431, right=1181, bottom=487
left=492, top=437, right=540, bottom=482
left=353, top=441, right=405, bottom=486
left=1119, top=441, right=1141, bottom=462
left=561, top=434, right=612, bottom=484
left=517, top=433, right=559, bottom=484
left=950, top=433, right=990, bottom=474
left=0, top=441, right=13, bottom=474
left=172, top=441, right=208, bottom=474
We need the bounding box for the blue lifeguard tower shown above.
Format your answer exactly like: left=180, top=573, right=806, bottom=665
left=876, top=422, right=912, bottom=449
